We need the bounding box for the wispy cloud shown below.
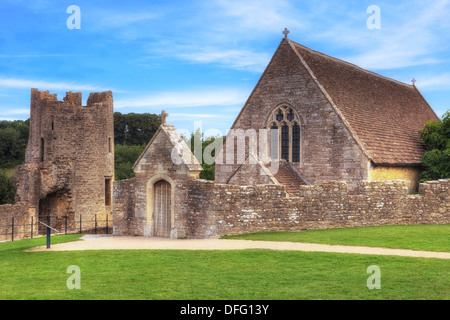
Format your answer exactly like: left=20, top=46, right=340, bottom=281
left=139, top=0, right=307, bottom=72
left=115, top=89, right=248, bottom=109
left=0, top=53, right=69, bottom=59
left=0, top=108, right=29, bottom=115
left=170, top=113, right=230, bottom=119
left=334, top=1, right=450, bottom=70
left=97, top=12, right=158, bottom=28
left=415, top=73, right=450, bottom=90
left=0, top=117, right=22, bottom=121
left=214, top=0, right=307, bottom=34
left=0, top=110, right=30, bottom=121
left=176, top=47, right=271, bottom=72
left=345, top=46, right=442, bottom=70
left=0, top=77, right=110, bottom=92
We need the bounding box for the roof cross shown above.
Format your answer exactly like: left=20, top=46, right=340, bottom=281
left=160, top=110, right=169, bottom=125
left=282, top=28, right=290, bottom=39
left=411, top=78, right=417, bottom=86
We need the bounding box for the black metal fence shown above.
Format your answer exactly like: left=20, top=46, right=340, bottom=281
left=0, top=214, right=113, bottom=242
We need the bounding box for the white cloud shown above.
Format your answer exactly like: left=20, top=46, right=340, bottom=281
left=98, top=12, right=158, bottom=28
left=0, top=108, right=29, bottom=115
left=0, top=77, right=109, bottom=92
left=345, top=46, right=441, bottom=70
left=414, top=73, right=450, bottom=90
left=0, top=54, right=69, bottom=59
left=317, top=1, right=450, bottom=70
left=115, top=89, right=248, bottom=109
left=170, top=113, right=229, bottom=119
left=177, top=47, right=271, bottom=72
left=0, top=117, right=21, bottom=121
left=215, top=0, right=306, bottom=33
left=139, top=0, right=308, bottom=72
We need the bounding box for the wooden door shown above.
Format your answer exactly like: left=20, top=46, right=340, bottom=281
left=153, top=180, right=171, bottom=237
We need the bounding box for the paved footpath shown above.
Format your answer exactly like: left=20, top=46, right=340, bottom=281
left=27, top=235, right=450, bottom=259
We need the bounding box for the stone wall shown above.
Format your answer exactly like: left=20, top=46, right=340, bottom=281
left=185, top=179, right=449, bottom=238
left=0, top=202, right=36, bottom=241
left=113, top=176, right=448, bottom=239
left=112, top=178, right=139, bottom=236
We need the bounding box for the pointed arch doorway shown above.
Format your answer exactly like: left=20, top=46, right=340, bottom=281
left=153, top=179, right=172, bottom=237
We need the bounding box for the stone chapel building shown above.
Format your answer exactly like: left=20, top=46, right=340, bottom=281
left=215, top=37, right=439, bottom=194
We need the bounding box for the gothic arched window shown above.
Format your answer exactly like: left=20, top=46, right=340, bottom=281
left=281, top=123, right=289, bottom=161
left=266, top=106, right=301, bottom=163
left=292, top=122, right=301, bottom=163
left=270, top=123, right=279, bottom=160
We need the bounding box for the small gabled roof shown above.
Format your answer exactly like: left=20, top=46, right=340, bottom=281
left=288, top=40, right=439, bottom=166
left=133, top=124, right=203, bottom=172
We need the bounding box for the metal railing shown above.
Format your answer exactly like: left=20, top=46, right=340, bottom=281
left=38, top=220, right=60, bottom=249
left=0, top=214, right=112, bottom=242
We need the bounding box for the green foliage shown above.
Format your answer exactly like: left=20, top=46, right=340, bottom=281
left=114, top=112, right=160, bottom=146
left=113, top=112, right=159, bottom=180
left=0, top=120, right=29, bottom=168
left=114, top=144, right=146, bottom=180
left=186, top=128, right=224, bottom=180
left=419, top=110, right=450, bottom=182
left=0, top=169, right=15, bottom=205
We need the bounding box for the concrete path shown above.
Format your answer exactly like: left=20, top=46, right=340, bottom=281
left=27, top=235, right=450, bottom=259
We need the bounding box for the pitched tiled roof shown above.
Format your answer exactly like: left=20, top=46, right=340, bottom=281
left=289, top=40, right=439, bottom=165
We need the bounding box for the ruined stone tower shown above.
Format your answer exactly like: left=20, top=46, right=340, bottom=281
left=14, top=88, right=114, bottom=225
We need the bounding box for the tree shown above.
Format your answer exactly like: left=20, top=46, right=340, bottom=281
left=114, top=112, right=160, bottom=146
left=0, top=120, right=29, bottom=168
left=114, top=144, right=146, bottom=180
left=113, top=112, right=160, bottom=180
left=0, top=170, right=15, bottom=205
left=186, top=129, right=224, bottom=181
left=419, top=110, right=450, bottom=182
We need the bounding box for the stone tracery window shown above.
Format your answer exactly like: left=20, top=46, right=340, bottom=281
left=267, top=105, right=301, bottom=163
left=281, top=123, right=289, bottom=161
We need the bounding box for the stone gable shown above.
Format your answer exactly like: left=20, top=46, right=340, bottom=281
left=216, top=39, right=367, bottom=190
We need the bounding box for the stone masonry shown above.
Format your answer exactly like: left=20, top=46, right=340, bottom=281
left=215, top=39, right=369, bottom=189
left=113, top=124, right=202, bottom=238
left=0, top=38, right=447, bottom=242
left=114, top=175, right=449, bottom=239
left=0, top=89, right=115, bottom=238
left=185, top=179, right=449, bottom=238
left=215, top=38, right=439, bottom=193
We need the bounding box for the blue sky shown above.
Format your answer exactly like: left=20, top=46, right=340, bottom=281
left=0, top=0, right=449, bottom=135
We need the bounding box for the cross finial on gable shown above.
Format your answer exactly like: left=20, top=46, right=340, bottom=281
left=160, top=110, right=169, bottom=125
left=283, top=28, right=290, bottom=39
left=411, top=78, right=417, bottom=86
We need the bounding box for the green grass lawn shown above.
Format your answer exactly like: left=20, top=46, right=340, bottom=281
left=222, top=225, right=450, bottom=252
left=0, top=225, right=449, bottom=300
